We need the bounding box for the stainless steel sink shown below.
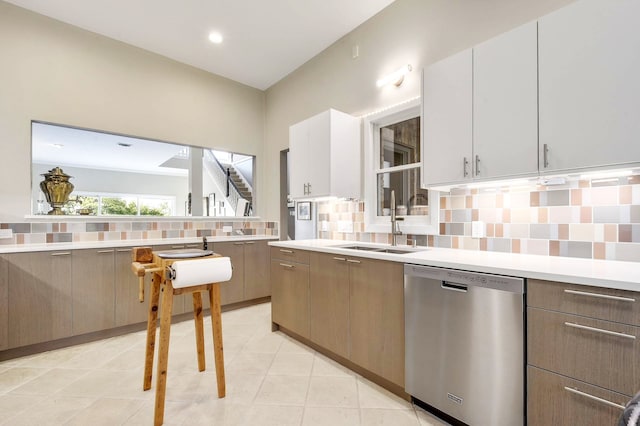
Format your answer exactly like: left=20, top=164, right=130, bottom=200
left=337, top=245, right=424, bottom=254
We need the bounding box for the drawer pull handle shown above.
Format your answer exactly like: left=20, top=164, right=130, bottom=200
left=563, top=387, right=625, bottom=410
left=116, top=248, right=132, bottom=252
left=97, top=249, right=114, bottom=254
left=245, top=242, right=255, bottom=245
left=234, top=242, right=245, bottom=245
left=279, top=249, right=293, bottom=254
left=564, top=289, right=635, bottom=303
left=346, top=259, right=361, bottom=264
left=333, top=257, right=346, bottom=261
left=564, top=322, right=636, bottom=340
left=171, top=245, right=184, bottom=249
left=51, top=252, right=71, bottom=256
left=279, top=263, right=294, bottom=269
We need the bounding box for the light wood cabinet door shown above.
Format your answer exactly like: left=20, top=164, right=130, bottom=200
left=271, top=259, right=309, bottom=339
left=309, top=252, right=349, bottom=359
left=72, top=249, right=115, bottom=335
left=244, top=240, right=270, bottom=300
left=0, top=255, right=8, bottom=351
left=214, top=241, right=245, bottom=305
left=349, top=258, right=404, bottom=386
left=528, top=307, right=639, bottom=396
left=114, top=247, right=148, bottom=326
left=528, top=366, right=627, bottom=426
left=539, top=0, right=640, bottom=173
left=7, top=251, right=73, bottom=348
left=422, top=49, right=473, bottom=187
left=152, top=244, right=188, bottom=314
left=473, top=21, right=538, bottom=180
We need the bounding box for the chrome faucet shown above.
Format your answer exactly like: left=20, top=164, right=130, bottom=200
left=390, top=190, right=404, bottom=246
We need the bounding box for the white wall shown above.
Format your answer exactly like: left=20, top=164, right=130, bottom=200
left=263, top=0, right=577, bottom=220
left=0, top=1, right=265, bottom=221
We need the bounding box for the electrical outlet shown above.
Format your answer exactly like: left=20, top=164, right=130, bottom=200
left=471, top=221, right=485, bottom=238
left=0, top=229, right=12, bottom=239
left=222, top=225, right=232, bottom=233
left=321, top=221, right=329, bottom=232
left=337, top=220, right=354, bottom=233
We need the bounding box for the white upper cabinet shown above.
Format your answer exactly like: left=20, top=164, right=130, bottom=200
left=422, top=49, right=473, bottom=187
left=473, top=22, right=538, bottom=180
left=289, top=109, right=360, bottom=200
left=539, top=0, right=640, bottom=174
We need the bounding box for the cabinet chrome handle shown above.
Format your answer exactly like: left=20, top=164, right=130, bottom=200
left=564, top=322, right=636, bottom=340
left=279, top=249, right=293, bottom=254
left=307, top=183, right=312, bottom=194
left=185, top=244, right=199, bottom=248
left=346, top=259, right=361, bottom=264
left=171, top=245, right=184, bottom=249
left=97, top=249, right=114, bottom=254
left=563, top=387, right=625, bottom=410
left=116, top=248, right=132, bottom=252
left=543, top=144, right=549, bottom=168
left=234, top=242, right=245, bottom=245
left=303, top=183, right=308, bottom=195
left=51, top=252, right=71, bottom=256
left=475, top=155, right=480, bottom=176
left=564, top=289, right=635, bottom=303
left=279, top=263, right=294, bottom=269
left=463, top=157, right=469, bottom=177
left=245, top=242, right=255, bottom=245
left=333, top=257, right=346, bottom=261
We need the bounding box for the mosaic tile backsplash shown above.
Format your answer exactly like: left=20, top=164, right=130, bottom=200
left=318, top=175, right=640, bottom=262
left=0, top=219, right=278, bottom=246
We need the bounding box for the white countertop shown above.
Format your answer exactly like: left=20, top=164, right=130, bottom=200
left=0, top=235, right=278, bottom=254
left=269, top=239, right=640, bottom=292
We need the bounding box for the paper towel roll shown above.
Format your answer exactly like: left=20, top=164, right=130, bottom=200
left=169, top=257, right=232, bottom=289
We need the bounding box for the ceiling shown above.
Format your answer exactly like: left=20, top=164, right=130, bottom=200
left=5, top=0, right=396, bottom=90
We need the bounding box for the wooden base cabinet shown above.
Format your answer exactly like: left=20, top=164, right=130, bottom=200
left=527, top=278, right=639, bottom=423
left=214, top=241, right=245, bottom=305
left=528, top=366, right=627, bottom=426
left=213, top=240, right=270, bottom=306
left=7, top=251, right=73, bottom=348
left=309, top=252, right=349, bottom=359
left=115, top=247, right=148, bottom=326
left=349, top=258, right=404, bottom=387
left=271, top=247, right=310, bottom=339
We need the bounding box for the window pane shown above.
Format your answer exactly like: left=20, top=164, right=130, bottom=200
left=101, top=196, right=138, bottom=215
left=379, top=116, right=420, bottom=168
left=376, top=168, right=429, bottom=216
left=60, top=195, right=98, bottom=215
left=139, top=198, right=173, bottom=216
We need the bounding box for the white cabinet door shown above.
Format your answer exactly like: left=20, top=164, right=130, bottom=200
left=306, top=110, right=331, bottom=198
left=289, top=120, right=308, bottom=199
left=473, top=21, right=538, bottom=180
left=539, top=0, right=640, bottom=173
left=422, top=49, right=473, bottom=187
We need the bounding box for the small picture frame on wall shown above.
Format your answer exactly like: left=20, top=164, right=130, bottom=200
left=297, top=201, right=311, bottom=221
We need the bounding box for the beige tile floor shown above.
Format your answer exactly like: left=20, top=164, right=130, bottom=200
left=0, top=302, right=447, bottom=426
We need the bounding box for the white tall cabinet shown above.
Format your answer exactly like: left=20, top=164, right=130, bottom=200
left=538, top=0, right=640, bottom=174
left=289, top=109, right=360, bottom=199
left=422, top=49, right=473, bottom=187
left=473, top=22, right=538, bottom=180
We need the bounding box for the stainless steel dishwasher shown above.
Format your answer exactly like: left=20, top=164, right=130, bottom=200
left=404, top=264, right=525, bottom=426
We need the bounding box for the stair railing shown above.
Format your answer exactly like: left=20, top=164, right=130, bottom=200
left=203, top=150, right=248, bottom=215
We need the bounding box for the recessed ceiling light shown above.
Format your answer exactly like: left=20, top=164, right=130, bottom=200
left=118, top=142, right=132, bottom=147
left=208, top=32, right=223, bottom=44
left=51, top=143, right=64, bottom=149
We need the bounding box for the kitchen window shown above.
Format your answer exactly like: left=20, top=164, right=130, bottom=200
left=363, top=98, right=439, bottom=234
left=58, top=192, right=175, bottom=216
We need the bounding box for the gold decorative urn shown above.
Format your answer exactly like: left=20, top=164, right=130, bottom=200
left=39, top=167, right=74, bottom=215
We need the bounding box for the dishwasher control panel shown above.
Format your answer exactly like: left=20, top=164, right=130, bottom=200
left=404, top=264, right=524, bottom=294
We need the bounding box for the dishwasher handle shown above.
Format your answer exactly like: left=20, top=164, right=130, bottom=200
left=441, top=281, right=468, bottom=292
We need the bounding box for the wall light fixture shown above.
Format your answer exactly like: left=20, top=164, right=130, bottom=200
left=376, top=64, right=412, bottom=87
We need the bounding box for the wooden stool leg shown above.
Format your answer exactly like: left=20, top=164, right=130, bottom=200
left=154, top=281, right=174, bottom=426
left=208, top=283, right=225, bottom=398
left=192, top=292, right=206, bottom=372
left=143, top=272, right=161, bottom=391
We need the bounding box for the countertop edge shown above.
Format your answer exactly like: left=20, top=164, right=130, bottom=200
left=0, top=235, right=279, bottom=254
left=269, top=240, right=640, bottom=292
